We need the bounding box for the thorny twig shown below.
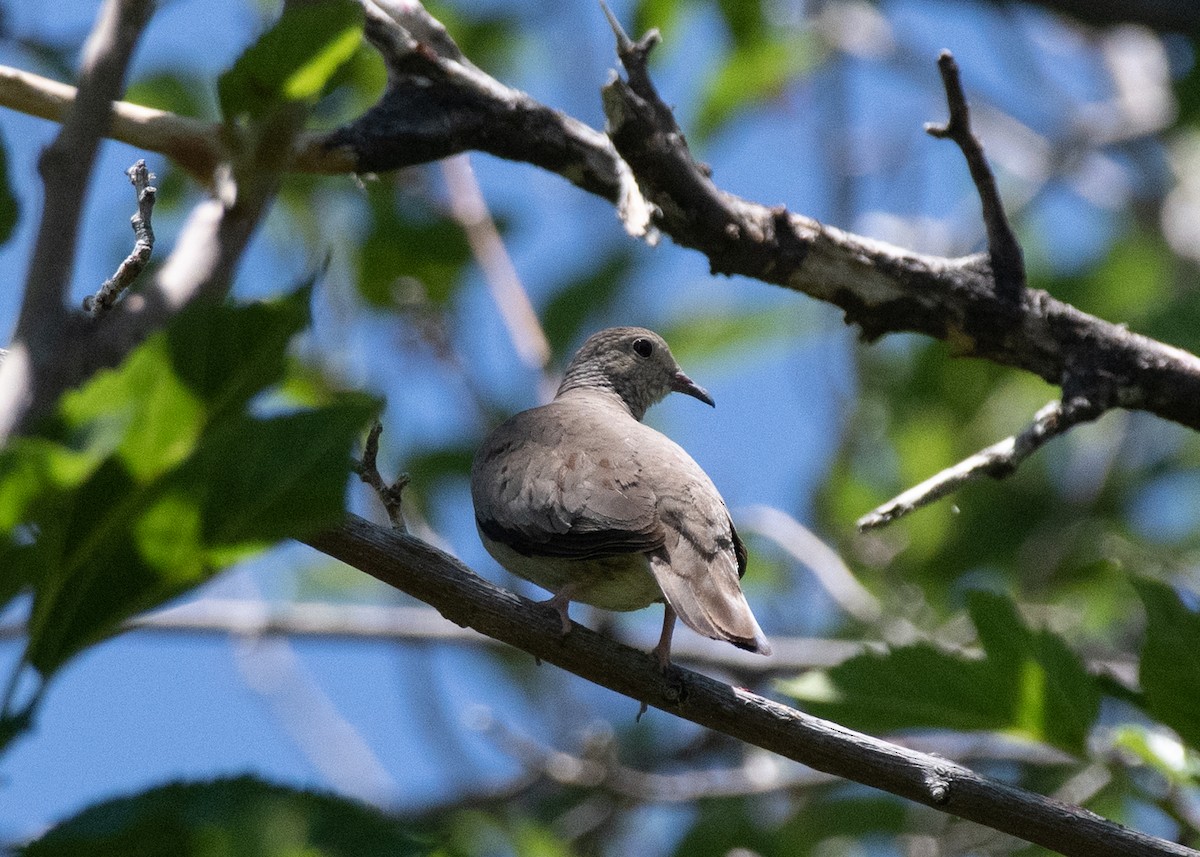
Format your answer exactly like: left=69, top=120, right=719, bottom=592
left=354, top=421, right=410, bottom=532
left=83, top=159, right=156, bottom=315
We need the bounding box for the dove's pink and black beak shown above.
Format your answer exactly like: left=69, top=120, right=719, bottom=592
left=670, top=371, right=715, bottom=407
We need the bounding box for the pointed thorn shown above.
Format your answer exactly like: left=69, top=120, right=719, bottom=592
left=599, top=0, right=635, bottom=54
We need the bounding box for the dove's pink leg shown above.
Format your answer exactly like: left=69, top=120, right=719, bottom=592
left=651, top=603, right=677, bottom=671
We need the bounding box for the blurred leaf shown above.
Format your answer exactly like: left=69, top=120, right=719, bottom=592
left=0, top=132, right=18, bottom=246
left=358, top=185, right=472, bottom=307
left=694, top=34, right=821, bottom=140
left=10, top=289, right=377, bottom=678
left=782, top=591, right=1099, bottom=753
left=717, top=0, right=766, bottom=44
left=660, top=305, right=800, bottom=367
left=671, top=799, right=770, bottom=857
left=125, top=70, right=213, bottom=119
left=541, top=247, right=634, bottom=358
left=165, top=287, right=311, bottom=411
left=969, top=591, right=1100, bottom=754
left=633, top=0, right=685, bottom=40
left=404, top=443, right=475, bottom=495
left=1111, top=724, right=1197, bottom=788
left=1137, top=578, right=1200, bottom=749
left=218, top=0, right=363, bottom=122
left=20, top=775, right=429, bottom=857
left=311, top=41, right=388, bottom=128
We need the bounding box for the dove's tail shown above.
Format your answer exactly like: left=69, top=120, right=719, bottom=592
left=648, top=544, right=772, bottom=656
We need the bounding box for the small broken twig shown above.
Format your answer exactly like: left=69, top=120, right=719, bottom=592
left=925, top=50, right=1026, bottom=304
left=857, top=399, right=1099, bottom=531
left=354, top=421, right=410, bottom=532
left=83, top=159, right=156, bottom=315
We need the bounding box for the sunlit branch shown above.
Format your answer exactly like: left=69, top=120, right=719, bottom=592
left=856, top=398, right=1100, bottom=531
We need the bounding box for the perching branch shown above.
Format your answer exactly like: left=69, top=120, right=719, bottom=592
left=857, top=398, right=1101, bottom=530
left=304, top=513, right=1196, bottom=857
left=925, top=50, right=1026, bottom=304
left=83, top=159, right=156, bottom=315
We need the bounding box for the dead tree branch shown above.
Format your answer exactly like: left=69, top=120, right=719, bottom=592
left=304, top=513, right=1196, bottom=857
left=925, top=50, right=1026, bottom=304
left=3, top=7, right=1200, bottom=443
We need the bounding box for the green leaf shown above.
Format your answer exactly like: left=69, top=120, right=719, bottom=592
left=218, top=0, right=364, bottom=122
left=781, top=641, right=1008, bottom=733
left=0, top=439, right=105, bottom=611
left=165, top=288, right=312, bottom=410
left=178, top=397, right=380, bottom=559
left=1136, top=579, right=1200, bottom=749
left=59, top=337, right=206, bottom=483
left=660, top=305, right=801, bottom=368
left=125, top=70, right=212, bottom=119
left=13, top=287, right=376, bottom=679
left=358, top=186, right=472, bottom=307
left=782, top=591, right=1099, bottom=753
left=694, top=35, right=822, bottom=140
left=20, top=775, right=430, bottom=857
left=968, top=591, right=1100, bottom=754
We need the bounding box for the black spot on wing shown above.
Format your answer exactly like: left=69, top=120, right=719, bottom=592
left=731, top=520, right=748, bottom=579
left=477, top=516, right=665, bottom=560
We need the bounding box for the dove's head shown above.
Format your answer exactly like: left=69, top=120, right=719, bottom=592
left=555, top=327, right=714, bottom=421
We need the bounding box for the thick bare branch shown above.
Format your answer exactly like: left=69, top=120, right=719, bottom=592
left=597, top=22, right=1200, bottom=437
left=304, top=514, right=1196, bottom=857
left=4, top=13, right=1200, bottom=441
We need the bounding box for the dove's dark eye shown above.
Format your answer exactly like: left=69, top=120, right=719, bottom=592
left=632, top=338, right=654, bottom=358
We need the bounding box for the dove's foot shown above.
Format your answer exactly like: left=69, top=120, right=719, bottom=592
left=539, top=588, right=575, bottom=636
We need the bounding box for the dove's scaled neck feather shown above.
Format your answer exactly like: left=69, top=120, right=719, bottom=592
left=555, top=359, right=667, bottom=422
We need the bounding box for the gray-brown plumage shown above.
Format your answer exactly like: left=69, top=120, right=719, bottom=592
left=470, top=327, right=770, bottom=667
